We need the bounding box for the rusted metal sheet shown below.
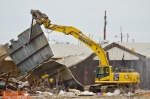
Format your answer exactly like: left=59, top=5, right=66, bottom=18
left=0, top=45, right=18, bottom=75
left=0, top=53, right=7, bottom=64
left=0, top=60, right=18, bottom=76
left=4, top=23, right=53, bottom=72
left=0, top=45, right=7, bottom=64
left=0, top=44, right=6, bottom=55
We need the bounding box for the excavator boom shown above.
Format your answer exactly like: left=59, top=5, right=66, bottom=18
left=31, top=9, right=109, bottom=66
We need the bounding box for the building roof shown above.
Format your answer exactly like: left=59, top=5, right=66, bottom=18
left=50, top=44, right=92, bottom=57
left=50, top=44, right=108, bottom=58
left=116, top=42, right=150, bottom=58
left=104, top=42, right=150, bottom=60
left=55, top=53, right=92, bottom=68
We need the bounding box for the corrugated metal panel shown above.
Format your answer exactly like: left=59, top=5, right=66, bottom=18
left=27, top=61, right=73, bottom=81
left=28, top=61, right=82, bottom=89
left=106, top=47, right=139, bottom=60
left=4, top=23, right=53, bottom=72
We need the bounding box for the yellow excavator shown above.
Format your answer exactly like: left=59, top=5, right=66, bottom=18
left=30, top=10, right=139, bottom=93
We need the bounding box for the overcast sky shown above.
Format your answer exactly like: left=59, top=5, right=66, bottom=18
left=0, top=0, right=150, bottom=44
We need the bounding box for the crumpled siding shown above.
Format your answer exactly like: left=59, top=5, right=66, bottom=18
left=4, top=23, right=53, bottom=72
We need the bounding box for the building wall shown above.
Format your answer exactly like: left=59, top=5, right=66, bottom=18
left=145, top=59, right=150, bottom=89
left=106, top=47, right=139, bottom=60
left=69, top=53, right=99, bottom=86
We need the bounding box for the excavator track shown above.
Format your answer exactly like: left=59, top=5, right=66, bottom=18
left=84, top=84, right=116, bottom=93
left=85, top=83, right=138, bottom=93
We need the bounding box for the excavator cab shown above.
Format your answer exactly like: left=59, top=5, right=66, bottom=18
left=96, top=67, right=109, bottom=80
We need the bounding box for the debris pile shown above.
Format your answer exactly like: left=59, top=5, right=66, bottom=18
left=0, top=70, right=19, bottom=92
left=0, top=70, right=30, bottom=94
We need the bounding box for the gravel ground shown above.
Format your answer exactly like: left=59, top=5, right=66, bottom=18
left=30, top=95, right=150, bottom=99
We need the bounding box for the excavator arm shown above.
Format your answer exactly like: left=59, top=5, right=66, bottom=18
left=31, top=9, right=109, bottom=67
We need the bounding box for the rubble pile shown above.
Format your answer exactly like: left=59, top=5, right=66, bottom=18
left=0, top=70, right=30, bottom=94
left=31, top=89, right=150, bottom=98
left=1, top=69, right=149, bottom=98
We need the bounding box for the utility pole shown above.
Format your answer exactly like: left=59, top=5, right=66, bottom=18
left=91, top=35, right=93, bottom=39
left=120, top=26, right=122, bottom=42
left=104, top=10, right=107, bottom=40
left=127, top=33, right=129, bottom=42
left=115, top=27, right=129, bottom=42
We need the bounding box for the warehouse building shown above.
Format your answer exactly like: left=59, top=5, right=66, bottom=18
left=104, top=42, right=150, bottom=89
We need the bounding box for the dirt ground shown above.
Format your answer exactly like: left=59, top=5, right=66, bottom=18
left=30, top=95, right=150, bottom=99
